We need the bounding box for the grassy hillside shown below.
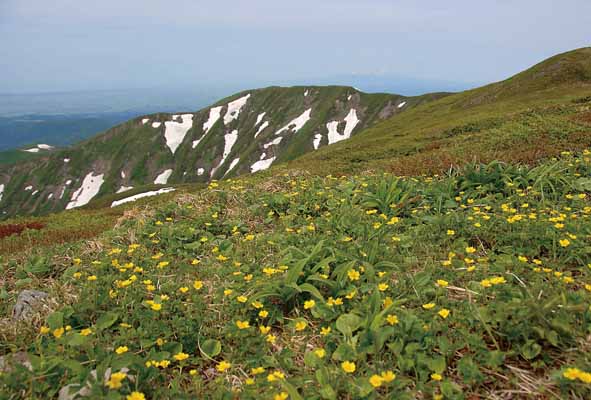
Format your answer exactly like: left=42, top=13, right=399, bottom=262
left=1, top=48, right=591, bottom=399
left=1, top=151, right=591, bottom=399
left=290, top=47, right=591, bottom=176
left=0, top=86, right=439, bottom=219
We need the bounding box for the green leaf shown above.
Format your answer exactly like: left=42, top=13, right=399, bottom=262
left=281, top=380, right=303, bottom=400
left=95, top=312, right=119, bottom=330
left=336, top=313, right=363, bottom=336
left=201, top=339, right=222, bottom=358
left=67, top=333, right=89, bottom=347
left=521, top=340, right=541, bottom=360
left=47, top=311, right=64, bottom=330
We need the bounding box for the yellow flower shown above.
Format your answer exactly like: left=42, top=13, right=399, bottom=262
left=251, top=301, right=264, bottom=309
left=266, top=334, right=277, bottom=344
left=369, top=374, right=383, bottom=388
left=341, top=361, right=356, bottom=373
left=105, top=371, right=127, bottom=389
left=386, top=314, right=399, bottom=325
left=173, top=352, right=189, bottom=361
left=223, top=289, right=233, bottom=296
left=115, top=346, right=128, bottom=354
left=87, top=275, right=97, bottom=281
left=245, top=234, right=255, bottom=241
left=559, top=239, right=570, bottom=247
left=465, top=246, right=476, bottom=254
left=348, top=269, right=360, bottom=281
left=381, top=370, right=396, bottom=382
left=53, top=327, right=65, bottom=338
left=303, top=300, right=316, bottom=309
left=179, top=286, right=189, bottom=293
left=40, top=326, right=50, bottom=334
left=422, top=303, right=436, bottom=310
left=236, top=320, right=250, bottom=329
left=436, top=279, right=448, bottom=287
left=126, top=392, right=145, bottom=400
left=295, top=321, right=307, bottom=331
left=314, top=348, right=326, bottom=358
left=216, top=361, right=231, bottom=372
left=193, top=280, right=203, bottom=290
left=259, top=325, right=271, bottom=334
left=378, top=283, right=389, bottom=292
left=245, top=378, right=255, bottom=385
left=258, top=310, right=269, bottom=318
left=151, top=303, right=162, bottom=311
left=80, top=328, right=92, bottom=336
left=431, top=373, right=443, bottom=381
left=438, top=308, right=450, bottom=319
left=446, top=230, right=455, bottom=236
left=191, top=259, right=201, bottom=265
left=320, top=326, right=331, bottom=336
left=274, top=392, right=288, bottom=400
left=251, top=367, right=265, bottom=375
left=237, top=296, right=248, bottom=303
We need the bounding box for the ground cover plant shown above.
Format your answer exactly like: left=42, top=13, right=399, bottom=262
left=1, top=149, right=590, bottom=399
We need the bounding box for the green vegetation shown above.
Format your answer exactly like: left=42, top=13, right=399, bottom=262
left=1, top=151, right=591, bottom=399
left=0, top=47, right=590, bottom=399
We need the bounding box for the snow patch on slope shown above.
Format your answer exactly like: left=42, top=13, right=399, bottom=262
left=398, top=101, right=406, bottom=108
left=142, top=118, right=149, bottom=124
left=275, top=108, right=312, bottom=136
left=164, top=114, right=193, bottom=154
left=225, top=158, right=240, bottom=175
left=326, top=109, right=360, bottom=145
left=203, top=106, right=223, bottom=133
left=154, top=169, right=173, bottom=185
left=0, top=184, right=4, bottom=202
left=111, top=188, right=176, bottom=208
left=117, top=186, right=134, bottom=193
left=66, top=172, right=105, bottom=210
left=255, top=121, right=269, bottom=138
left=251, top=157, right=276, bottom=173
left=264, top=136, right=283, bottom=149
left=255, top=112, right=266, bottom=126
left=211, top=130, right=239, bottom=177
left=152, top=122, right=162, bottom=128
left=224, top=94, right=250, bottom=125
left=313, top=134, right=322, bottom=150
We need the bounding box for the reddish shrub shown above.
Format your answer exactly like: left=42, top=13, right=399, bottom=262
left=0, top=222, right=45, bottom=239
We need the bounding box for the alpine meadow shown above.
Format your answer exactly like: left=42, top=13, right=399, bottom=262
left=1, top=4, right=591, bottom=399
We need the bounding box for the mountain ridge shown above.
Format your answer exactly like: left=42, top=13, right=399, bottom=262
left=0, top=85, right=443, bottom=218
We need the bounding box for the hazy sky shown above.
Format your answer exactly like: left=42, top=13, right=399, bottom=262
left=1, top=0, right=590, bottom=94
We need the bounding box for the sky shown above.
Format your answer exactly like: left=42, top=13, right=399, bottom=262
left=1, top=0, right=590, bottom=95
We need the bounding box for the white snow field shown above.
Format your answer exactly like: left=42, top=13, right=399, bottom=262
left=111, top=188, right=176, bottom=208
left=225, top=158, right=240, bottom=175
left=66, top=172, right=105, bottom=210
left=223, top=94, right=250, bottom=125
left=313, top=134, right=322, bottom=150
left=327, top=109, right=360, bottom=145
left=154, top=169, right=173, bottom=185
left=152, top=122, right=162, bottom=128
left=164, top=114, right=194, bottom=154
left=398, top=101, right=407, bottom=108
left=255, top=121, right=269, bottom=138
left=263, top=136, right=283, bottom=149
left=211, top=130, right=239, bottom=177
left=142, top=118, right=149, bottom=124
left=116, top=186, right=134, bottom=193
left=203, top=106, right=223, bottom=133
left=275, top=108, right=312, bottom=136
left=250, top=156, right=276, bottom=173
left=255, top=112, right=266, bottom=126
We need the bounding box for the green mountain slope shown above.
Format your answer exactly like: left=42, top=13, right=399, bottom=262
left=290, top=47, right=591, bottom=176
left=0, top=86, right=442, bottom=219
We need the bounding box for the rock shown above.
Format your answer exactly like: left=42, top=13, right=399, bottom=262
left=0, top=352, right=32, bottom=373
left=12, top=290, right=49, bottom=321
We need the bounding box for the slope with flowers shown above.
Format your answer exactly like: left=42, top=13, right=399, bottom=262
left=1, top=149, right=591, bottom=399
